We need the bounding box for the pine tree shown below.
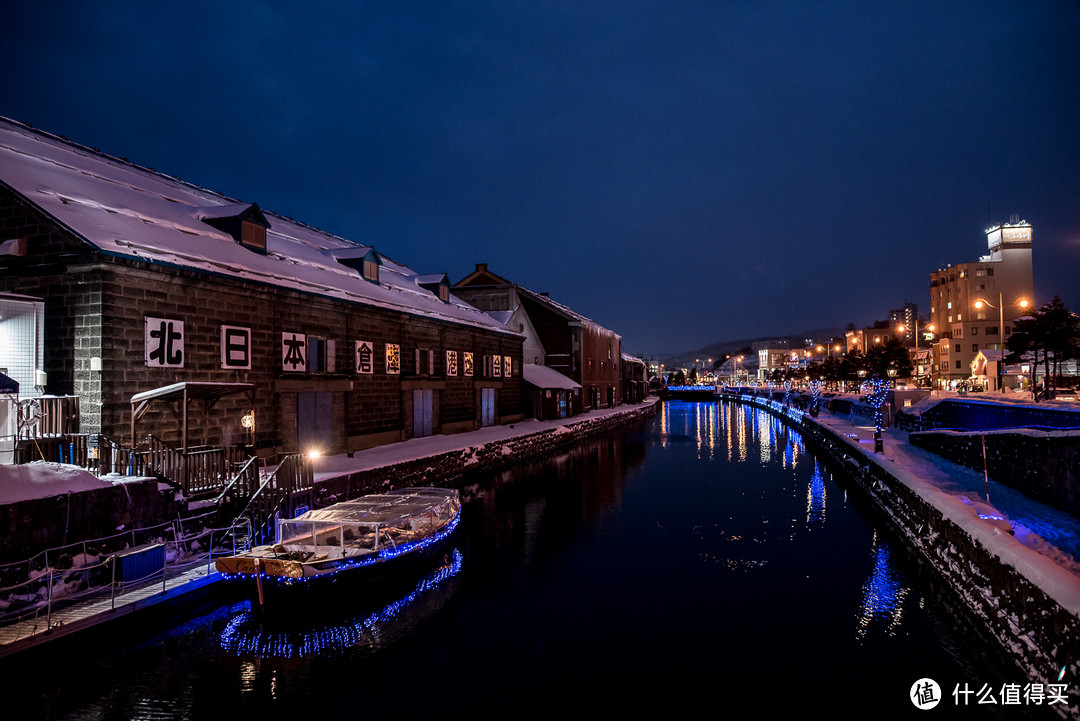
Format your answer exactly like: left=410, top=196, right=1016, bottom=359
left=1006, top=295, right=1080, bottom=399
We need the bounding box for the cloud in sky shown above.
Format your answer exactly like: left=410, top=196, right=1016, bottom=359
left=2, top=1, right=1078, bottom=355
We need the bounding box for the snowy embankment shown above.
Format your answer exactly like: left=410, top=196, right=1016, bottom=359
left=0, top=461, right=114, bottom=505
left=857, top=431, right=1080, bottom=617
left=307, top=401, right=657, bottom=481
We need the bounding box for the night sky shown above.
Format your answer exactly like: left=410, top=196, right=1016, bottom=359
left=2, top=1, right=1078, bottom=357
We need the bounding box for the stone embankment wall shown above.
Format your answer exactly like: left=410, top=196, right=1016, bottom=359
left=900, top=397, right=1080, bottom=432
left=308, top=401, right=660, bottom=507
left=909, top=430, right=1080, bottom=517
left=717, top=391, right=1080, bottom=686
left=0, top=479, right=181, bottom=564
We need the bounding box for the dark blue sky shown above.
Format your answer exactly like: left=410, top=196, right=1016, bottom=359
left=3, top=1, right=1078, bottom=356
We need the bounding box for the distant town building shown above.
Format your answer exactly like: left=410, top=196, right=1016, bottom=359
left=888, top=302, right=919, bottom=344
left=752, top=338, right=790, bottom=381
left=929, top=220, right=1034, bottom=390
left=844, top=325, right=900, bottom=354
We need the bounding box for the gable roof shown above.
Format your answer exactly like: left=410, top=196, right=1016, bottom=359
left=454, top=263, right=619, bottom=339
left=0, top=117, right=514, bottom=336
left=454, top=262, right=512, bottom=287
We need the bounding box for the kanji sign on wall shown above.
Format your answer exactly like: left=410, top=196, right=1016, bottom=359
left=503, top=355, right=512, bottom=377
left=446, top=350, right=458, bottom=376
left=221, top=325, right=251, bottom=369
left=463, top=351, right=474, bottom=377
left=355, top=340, right=374, bottom=374
left=386, top=343, right=400, bottom=374
left=145, top=317, right=184, bottom=367
left=282, top=332, right=307, bottom=372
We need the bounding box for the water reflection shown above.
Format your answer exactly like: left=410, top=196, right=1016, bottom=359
left=218, top=549, right=464, bottom=659
left=856, top=534, right=908, bottom=638
left=806, top=461, right=827, bottom=524
left=8, top=401, right=1013, bottom=718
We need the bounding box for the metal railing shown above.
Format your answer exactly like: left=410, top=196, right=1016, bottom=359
left=231, top=453, right=314, bottom=547
left=0, top=514, right=252, bottom=638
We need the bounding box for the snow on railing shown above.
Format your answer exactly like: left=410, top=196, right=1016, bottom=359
left=0, top=514, right=250, bottom=631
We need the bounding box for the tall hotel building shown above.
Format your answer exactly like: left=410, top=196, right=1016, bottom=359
left=929, top=220, right=1034, bottom=389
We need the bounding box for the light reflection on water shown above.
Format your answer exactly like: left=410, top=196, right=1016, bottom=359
left=857, top=534, right=908, bottom=638
left=806, top=461, right=827, bottom=524
left=10, top=399, right=1023, bottom=718
left=219, top=549, right=464, bottom=659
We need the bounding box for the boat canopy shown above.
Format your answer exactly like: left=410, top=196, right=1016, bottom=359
left=276, top=488, right=459, bottom=551
left=297, top=488, right=456, bottom=525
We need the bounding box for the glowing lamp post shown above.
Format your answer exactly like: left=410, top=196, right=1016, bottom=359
left=974, top=294, right=1030, bottom=393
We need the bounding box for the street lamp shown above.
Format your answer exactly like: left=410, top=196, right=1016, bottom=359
left=974, top=294, right=1030, bottom=393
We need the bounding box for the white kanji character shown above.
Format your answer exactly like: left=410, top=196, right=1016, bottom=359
left=1046, top=684, right=1069, bottom=706
left=977, top=683, right=998, bottom=704
left=953, top=683, right=974, bottom=705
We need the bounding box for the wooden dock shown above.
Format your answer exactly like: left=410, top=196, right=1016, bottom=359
left=0, top=563, right=222, bottom=658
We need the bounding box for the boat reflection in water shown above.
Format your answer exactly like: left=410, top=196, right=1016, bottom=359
left=218, top=548, right=464, bottom=659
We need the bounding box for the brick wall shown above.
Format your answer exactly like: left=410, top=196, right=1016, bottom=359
left=0, top=188, right=524, bottom=457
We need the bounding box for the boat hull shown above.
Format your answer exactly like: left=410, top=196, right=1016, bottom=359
left=218, top=510, right=461, bottom=608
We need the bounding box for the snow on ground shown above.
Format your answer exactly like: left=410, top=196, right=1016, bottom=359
left=307, top=402, right=651, bottom=481
left=815, top=409, right=1080, bottom=615
left=0, top=461, right=115, bottom=504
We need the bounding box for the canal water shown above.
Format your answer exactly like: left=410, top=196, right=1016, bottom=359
left=13, top=400, right=1039, bottom=718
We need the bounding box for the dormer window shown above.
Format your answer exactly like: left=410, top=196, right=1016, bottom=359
left=363, top=255, right=380, bottom=282
left=416, top=273, right=451, bottom=303
left=241, top=220, right=266, bottom=251
left=332, top=246, right=382, bottom=284
left=198, top=203, right=270, bottom=253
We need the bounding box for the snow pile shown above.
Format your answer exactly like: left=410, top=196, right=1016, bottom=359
left=0, top=462, right=113, bottom=505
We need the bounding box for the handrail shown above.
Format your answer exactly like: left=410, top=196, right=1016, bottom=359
left=230, top=453, right=314, bottom=547
left=213, top=454, right=262, bottom=506
left=0, top=517, right=251, bottom=626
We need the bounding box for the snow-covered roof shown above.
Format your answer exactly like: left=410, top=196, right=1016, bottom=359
left=0, top=117, right=514, bottom=336
left=485, top=310, right=515, bottom=326
left=522, top=363, right=582, bottom=390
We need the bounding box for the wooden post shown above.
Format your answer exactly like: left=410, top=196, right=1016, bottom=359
left=254, top=557, right=265, bottom=610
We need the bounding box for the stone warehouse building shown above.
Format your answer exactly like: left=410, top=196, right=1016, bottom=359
left=0, top=117, right=523, bottom=459
left=453, top=263, right=623, bottom=417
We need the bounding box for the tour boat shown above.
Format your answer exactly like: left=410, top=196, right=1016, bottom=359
left=215, top=487, right=461, bottom=600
